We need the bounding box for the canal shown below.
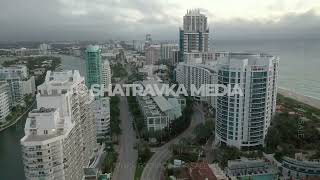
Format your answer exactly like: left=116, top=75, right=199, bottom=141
left=0, top=55, right=85, bottom=180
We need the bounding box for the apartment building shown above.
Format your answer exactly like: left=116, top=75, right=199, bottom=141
left=0, top=65, right=35, bottom=106
left=136, top=81, right=185, bottom=131
left=215, top=53, right=279, bottom=149
left=21, top=70, right=97, bottom=180
left=179, top=9, right=209, bottom=62
left=93, top=97, right=110, bottom=140
left=0, top=82, right=10, bottom=124
left=101, top=60, right=111, bottom=89
left=175, top=62, right=216, bottom=108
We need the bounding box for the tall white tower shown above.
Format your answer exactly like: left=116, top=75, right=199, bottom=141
left=21, top=70, right=97, bottom=180
left=101, top=59, right=111, bottom=89
left=215, top=53, right=279, bottom=149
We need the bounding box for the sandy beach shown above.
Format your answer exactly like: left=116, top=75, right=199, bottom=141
left=278, top=88, right=320, bottom=110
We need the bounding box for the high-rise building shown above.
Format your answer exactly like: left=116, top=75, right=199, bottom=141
left=85, top=45, right=102, bottom=89
left=175, top=62, right=216, bottom=108
left=215, top=53, right=279, bottom=149
left=179, top=9, right=209, bottom=62
left=21, top=70, right=97, bottom=180
left=0, top=82, right=10, bottom=124
left=144, top=34, right=152, bottom=51
left=93, top=97, right=110, bottom=140
left=170, top=49, right=180, bottom=65
left=146, top=44, right=161, bottom=65
left=101, top=60, right=111, bottom=89
left=0, top=65, right=35, bottom=106
left=160, top=43, right=179, bottom=62
left=39, top=43, right=51, bottom=55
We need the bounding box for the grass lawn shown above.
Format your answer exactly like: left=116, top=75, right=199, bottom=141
left=134, top=163, right=144, bottom=180
left=134, top=152, right=154, bottom=180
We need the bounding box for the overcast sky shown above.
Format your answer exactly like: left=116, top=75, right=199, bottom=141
left=0, top=0, right=319, bottom=41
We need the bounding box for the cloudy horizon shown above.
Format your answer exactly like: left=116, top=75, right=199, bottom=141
left=0, top=0, right=320, bottom=41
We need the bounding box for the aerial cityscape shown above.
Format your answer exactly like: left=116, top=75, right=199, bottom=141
left=0, top=1, right=320, bottom=180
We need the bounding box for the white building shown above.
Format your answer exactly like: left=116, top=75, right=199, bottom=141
left=0, top=65, right=35, bottom=106
left=183, top=52, right=203, bottom=64
left=0, top=82, right=10, bottom=124
left=175, top=62, right=216, bottom=108
left=160, top=43, right=178, bottom=62
left=227, top=158, right=278, bottom=179
left=136, top=80, right=186, bottom=131
left=21, top=70, right=97, bottom=180
left=215, top=53, right=279, bottom=149
left=93, top=97, right=110, bottom=140
left=101, top=60, right=111, bottom=89
left=39, top=43, right=51, bottom=55
left=146, top=44, right=161, bottom=65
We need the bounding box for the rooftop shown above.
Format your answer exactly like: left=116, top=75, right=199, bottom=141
left=86, top=45, right=101, bottom=52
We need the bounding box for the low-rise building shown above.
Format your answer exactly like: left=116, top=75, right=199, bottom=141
left=281, top=156, right=320, bottom=179
left=136, top=81, right=185, bottom=131
left=188, top=162, right=228, bottom=180
left=226, top=158, right=278, bottom=180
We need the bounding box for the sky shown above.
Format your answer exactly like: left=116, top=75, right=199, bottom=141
left=0, top=0, right=319, bottom=41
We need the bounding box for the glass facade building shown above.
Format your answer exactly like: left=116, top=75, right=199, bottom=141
left=85, top=45, right=102, bottom=89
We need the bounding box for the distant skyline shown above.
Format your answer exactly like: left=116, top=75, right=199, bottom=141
left=0, top=0, right=320, bottom=41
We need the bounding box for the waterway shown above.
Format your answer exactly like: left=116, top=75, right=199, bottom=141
left=1, top=38, right=320, bottom=179
left=0, top=55, right=85, bottom=180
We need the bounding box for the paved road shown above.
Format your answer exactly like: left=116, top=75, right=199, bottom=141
left=141, top=105, right=205, bottom=180
left=112, top=96, right=138, bottom=180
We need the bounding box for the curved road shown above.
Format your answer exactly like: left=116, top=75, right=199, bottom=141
left=141, top=104, right=205, bottom=180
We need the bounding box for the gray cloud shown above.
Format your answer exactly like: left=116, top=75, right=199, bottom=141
left=213, top=9, right=320, bottom=40
left=0, top=0, right=319, bottom=41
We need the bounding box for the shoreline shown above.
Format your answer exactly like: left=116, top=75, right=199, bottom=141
left=278, top=88, right=320, bottom=110
left=0, top=100, right=36, bottom=132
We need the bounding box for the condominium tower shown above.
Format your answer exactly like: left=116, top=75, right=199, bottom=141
left=85, top=45, right=102, bottom=89
left=215, top=53, right=279, bottom=149
left=146, top=44, right=161, bottom=65
left=179, top=9, right=209, bottom=62
left=93, top=97, right=110, bottom=140
left=0, top=65, right=35, bottom=106
left=0, top=82, right=10, bottom=125
left=21, top=70, right=97, bottom=180
left=160, top=43, right=179, bottom=62
left=101, top=60, right=111, bottom=89
left=175, top=62, right=216, bottom=108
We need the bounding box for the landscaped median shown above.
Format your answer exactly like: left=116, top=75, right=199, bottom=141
left=134, top=142, right=154, bottom=180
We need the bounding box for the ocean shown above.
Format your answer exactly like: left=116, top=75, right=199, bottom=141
left=212, top=39, right=320, bottom=100
left=0, top=39, right=319, bottom=180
